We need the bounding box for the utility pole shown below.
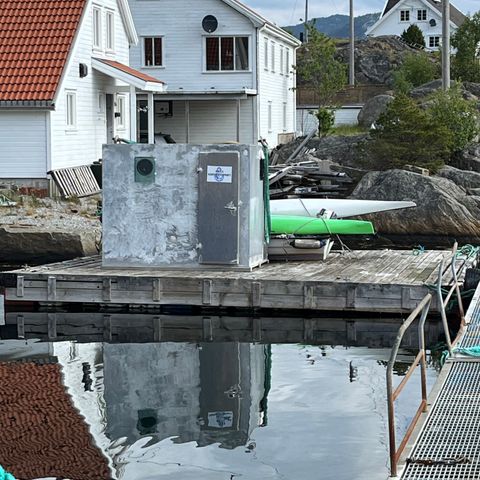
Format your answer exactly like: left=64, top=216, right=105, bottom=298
left=304, top=0, right=309, bottom=43
left=349, top=0, right=355, bottom=86
left=442, top=0, right=451, bottom=90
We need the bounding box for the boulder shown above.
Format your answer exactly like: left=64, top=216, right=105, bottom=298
left=437, top=165, right=480, bottom=191
left=450, top=144, right=480, bottom=172
left=0, top=227, right=98, bottom=264
left=463, top=82, right=480, bottom=98
left=410, top=79, right=443, bottom=99
left=350, top=169, right=480, bottom=241
left=357, top=95, right=394, bottom=127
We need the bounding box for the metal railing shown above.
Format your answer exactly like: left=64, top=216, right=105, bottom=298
left=386, top=243, right=466, bottom=477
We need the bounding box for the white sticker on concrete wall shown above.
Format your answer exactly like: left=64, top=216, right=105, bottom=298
left=208, top=411, right=234, bottom=428
left=207, top=165, right=233, bottom=183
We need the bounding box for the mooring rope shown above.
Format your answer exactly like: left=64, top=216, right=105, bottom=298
left=0, top=466, right=16, bottom=480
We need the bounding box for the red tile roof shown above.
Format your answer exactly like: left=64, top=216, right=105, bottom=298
left=95, top=58, right=166, bottom=84
left=0, top=361, right=111, bottom=480
left=0, top=0, right=87, bottom=102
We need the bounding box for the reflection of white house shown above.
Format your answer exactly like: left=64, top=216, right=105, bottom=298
left=366, top=0, right=467, bottom=51
left=127, top=0, right=301, bottom=147
left=0, top=0, right=164, bottom=187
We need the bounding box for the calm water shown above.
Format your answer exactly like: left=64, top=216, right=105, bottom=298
left=0, top=315, right=442, bottom=480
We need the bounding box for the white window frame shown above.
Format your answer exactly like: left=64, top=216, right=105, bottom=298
left=264, top=37, right=269, bottom=70
left=283, top=102, right=287, bottom=132
left=417, top=9, right=427, bottom=21
left=66, top=90, right=77, bottom=130
left=280, top=46, right=284, bottom=75
left=429, top=36, right=440, bottom=48
left=285, top=49, right=290, bottom=76
left=97, top=91, right=105, bottom=114
left=271, top=42, right=275, bottom=72
left=203, top=35, right=250, bottom=73
left=116, top=95, right=126, bottom=130
left=400, top=10, right=410, bottom=22
left=143, top=36, right=164, bottom=68
left=106, top=9, right=115, bottom=52
left=268, top=101, right=272, bottom=133
left=93, top=6, right=102, bottom=50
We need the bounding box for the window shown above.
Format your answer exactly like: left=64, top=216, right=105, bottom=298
left=283, top=102, right=287, bottom=131
left=116, top=95, right=126, bottom=130
left=280, top=46, right=284, bottom=75
left=66, top=91, right=77, bottom=129
left=106, top=10, right=114, bottom=51
left=285, top=49, right=290, bottom=75
left=429, top=36, right=440, bottom=48
left=97, top=92, right=105, bottom=113
left=400, top=10, right=410, bottom=22
left=417, top=9, right=427, bottom=21
left=268, top=101, right=272, bottom=132
left=271, top=42, right=275, bottom=72
left=205, top=36, right=249, bottom=71
left=264, top=37, right=269, bottom=70
left=144, top=37, right=163, bottom=67
left=93, top=6, right=102, bottom=49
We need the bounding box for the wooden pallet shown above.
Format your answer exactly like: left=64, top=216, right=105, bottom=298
left=49, top=165, right=100, bottom=198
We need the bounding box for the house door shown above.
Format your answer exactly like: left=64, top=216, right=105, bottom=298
left=197, top=152, right=239, bottom=265
left=106, top=94, right=114, bottom=143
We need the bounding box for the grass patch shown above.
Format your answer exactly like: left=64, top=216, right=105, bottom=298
left=331, top=124, right=369, bottom=136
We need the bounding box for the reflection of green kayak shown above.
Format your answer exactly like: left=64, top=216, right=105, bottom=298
left=271, top=215, right=375, bottom=235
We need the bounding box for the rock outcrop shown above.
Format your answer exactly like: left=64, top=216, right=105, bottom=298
left=335, top=35, right=420, bottom=85
left=357, top=95, right=394, bottom=127
left=351, top=169, right=480, bottom=244
left=437, top=165, right=480, bottom=191
left=450, top=144, right=480, bottom=172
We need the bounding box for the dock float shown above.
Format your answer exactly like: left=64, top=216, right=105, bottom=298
left=393, top=282, right=480, bottom=479
left=0, top=249, right=465, bottom=314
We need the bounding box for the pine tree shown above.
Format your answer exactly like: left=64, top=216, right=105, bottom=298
left=401, top=25, right=426, bottom=48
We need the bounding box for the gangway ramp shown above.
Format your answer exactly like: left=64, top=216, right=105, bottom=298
left=399, top=284, right=480, bottom=480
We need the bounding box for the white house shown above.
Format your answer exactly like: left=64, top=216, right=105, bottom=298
left=366, top=0, right=467, bottom=51
left=127, top=0, right=301, bottom=148
left=0, top=0, right=165, bottom=189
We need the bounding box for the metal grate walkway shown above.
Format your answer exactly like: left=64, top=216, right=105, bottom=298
left=401, top=286, right=480, bottom=480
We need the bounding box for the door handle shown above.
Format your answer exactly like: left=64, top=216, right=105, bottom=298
left=224, top=201, right=237, bottom=215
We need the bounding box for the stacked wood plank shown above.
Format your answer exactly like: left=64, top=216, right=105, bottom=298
left=269, top=158, right=353, bottom=199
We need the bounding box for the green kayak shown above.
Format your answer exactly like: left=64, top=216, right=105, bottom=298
left=271, top=215, right=375, bottom=235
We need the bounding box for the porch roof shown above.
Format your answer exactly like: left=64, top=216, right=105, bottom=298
left=92, top=58, right=166, bottom=92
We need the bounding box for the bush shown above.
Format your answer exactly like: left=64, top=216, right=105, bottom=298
left=365, top=95, right=453, bottom=172
left=401, top=25, right=426, bottom=48
left=428, top=84, right=480, bottom=151
left=316, top=108, right=335, bottom=136
left=393, top=53, right=439, bottom=94
left=451, top=12, right=480, bottom=82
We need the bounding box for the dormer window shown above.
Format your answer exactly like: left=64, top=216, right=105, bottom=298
left=205, top=36, right=249, bottom=71
left=400, top=10, right=410, bottom=22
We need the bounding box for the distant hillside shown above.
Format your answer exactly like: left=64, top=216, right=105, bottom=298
left=285, top=12, right=381, bottom=39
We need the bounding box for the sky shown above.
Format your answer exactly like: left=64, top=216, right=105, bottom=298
left=247, top=0, right=479, bottom=26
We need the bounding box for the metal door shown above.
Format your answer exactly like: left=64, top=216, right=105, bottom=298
left=198, top=152, right=239, bottom=264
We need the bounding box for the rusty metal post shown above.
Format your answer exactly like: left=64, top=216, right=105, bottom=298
left=418, top=299, right=431, bottom=409
left=451, top=243, right=466, bottom=325
left=437, top=259, right=453, bottom=355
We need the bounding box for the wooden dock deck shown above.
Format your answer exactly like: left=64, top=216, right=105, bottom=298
left=0, top=249, right=461, bottom=313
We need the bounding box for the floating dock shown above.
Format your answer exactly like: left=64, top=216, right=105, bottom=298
left=0, top=249, right=464, bottom=314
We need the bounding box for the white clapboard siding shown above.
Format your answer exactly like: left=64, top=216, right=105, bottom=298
left=128, top=0, right=255, bottom=92
left=0, top=111, right=48, bottom=178
left=258, top=31, right=296, bottom=147
left=154, top=98, right=254, bottom=144
left=50, top=0, right=132, bottom=170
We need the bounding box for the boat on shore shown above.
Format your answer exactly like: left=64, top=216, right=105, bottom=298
left=270, top=199, right=416, bottom=218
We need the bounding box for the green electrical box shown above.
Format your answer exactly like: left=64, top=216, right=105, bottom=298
left=134, top=157, right=156, bottom=183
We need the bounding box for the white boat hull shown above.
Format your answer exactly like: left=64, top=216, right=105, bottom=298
left=270, top=199, right=416, bottom=218
left=268, top=237, right=334, bottom=261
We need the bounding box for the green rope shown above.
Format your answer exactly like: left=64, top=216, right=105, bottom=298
left=441, top=345, right=480, bottom=366
left=456, top=244, right=480, bottom=259
left=0, top=466, right=16, bottom=480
